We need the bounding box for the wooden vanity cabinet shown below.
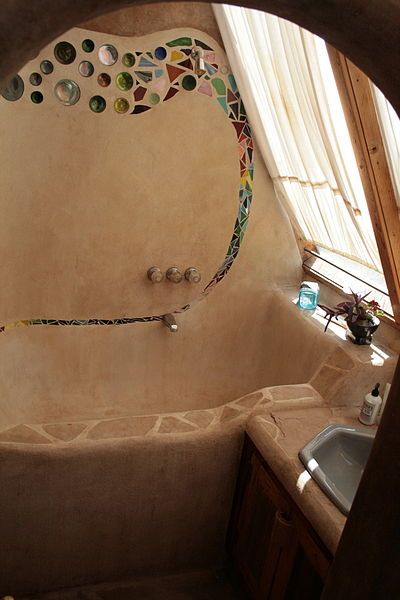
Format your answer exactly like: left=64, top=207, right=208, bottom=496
left=227, top=435, right=333, bottom=599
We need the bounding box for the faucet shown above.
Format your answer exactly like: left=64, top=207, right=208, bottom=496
left=162, top=313, right=178, bottom=332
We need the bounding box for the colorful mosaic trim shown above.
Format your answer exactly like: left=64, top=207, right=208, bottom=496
left=0, top=35, right=254, bottom=332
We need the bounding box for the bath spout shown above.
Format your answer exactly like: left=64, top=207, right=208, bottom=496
left=162, top=313, right=178, bottom=332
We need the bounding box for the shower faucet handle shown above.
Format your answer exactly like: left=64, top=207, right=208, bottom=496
left=147, top=267, right=164, bottom=283
left=166, top=267, right=183, bottom=283
left=185, top=267, right=201, bottom=283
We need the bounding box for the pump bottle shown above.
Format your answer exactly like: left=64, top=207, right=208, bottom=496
left=359, top=383, right=382, bottom=425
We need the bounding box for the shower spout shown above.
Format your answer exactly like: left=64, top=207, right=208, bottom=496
left=162, top=313, right=178, bottom=332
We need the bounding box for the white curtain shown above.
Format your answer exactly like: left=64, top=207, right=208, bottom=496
left=371, top=84, right=400, bottom=207
left=213, top=4, right=382, bottom=270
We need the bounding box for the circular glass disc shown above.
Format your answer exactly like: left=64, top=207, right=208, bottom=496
left=98, top=45, right=118, bottom=66
left=79, top=61, right=94, bottom=77
left=54, top=79, right=80, bottom=106
left=122, top=53, right=135, bottom=67
left=116, top=72, right=133, bottom=91
left=97, top=73, right=111, bottom=87
left=1, top=75, right=24, bottom=101
left=29, top=72, right=42, bottom=86
left=182, top=75, right=197, bottom=91
left=82, top=39, right=95, bottom=53
left=40, top=60, right=54, bottom=75
left=31, top=91, right=43, bottom=104
left=54, top=41, right=76, bottom=65
left=154, top=46, right=167, bottom=60
left=89, top=95, right=106, bottom=113
left=114, top=97, right=129, bottom=113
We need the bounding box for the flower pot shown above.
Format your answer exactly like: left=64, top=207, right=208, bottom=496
left=347, top=316, right=380, bottom=345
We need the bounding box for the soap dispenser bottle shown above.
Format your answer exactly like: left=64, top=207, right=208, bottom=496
left=359, top=383, right=382, bottom=425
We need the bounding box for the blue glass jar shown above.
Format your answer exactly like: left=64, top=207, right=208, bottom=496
left=298, top=282, right=319, bottom=310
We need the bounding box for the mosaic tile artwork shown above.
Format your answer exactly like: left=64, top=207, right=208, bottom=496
left=0, top=34, right=254, bottom=332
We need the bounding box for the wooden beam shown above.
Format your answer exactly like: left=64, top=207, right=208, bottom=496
left=327, top=46, right=400, bottom=324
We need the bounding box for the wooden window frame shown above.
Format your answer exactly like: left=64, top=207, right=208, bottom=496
left=326, top=46, right=400, bottom=325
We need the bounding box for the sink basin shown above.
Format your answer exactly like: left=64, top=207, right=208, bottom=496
left=299, top=424, right=375, bottom=515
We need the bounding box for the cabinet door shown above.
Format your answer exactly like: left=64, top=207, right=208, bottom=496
left=284, top=546, right=325, bottom=599
left=231, top=453, right=298, bottom=599
left=285, top=509, right=332, bottom=599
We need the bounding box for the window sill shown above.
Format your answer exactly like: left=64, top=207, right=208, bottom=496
left=302, top=264, right=399, bottom=331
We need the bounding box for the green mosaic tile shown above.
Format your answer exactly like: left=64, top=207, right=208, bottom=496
left=228, top=74, right=237, bottom=92
left=149, top=92, right=160, bottom=105
left=217, top=97, right=228, bottom=113
left=211, top=78, right=226, bottom=95
left=166, top=37, right=193, bottom=47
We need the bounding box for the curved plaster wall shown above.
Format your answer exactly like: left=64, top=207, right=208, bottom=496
left=0, top=18, right=325, bottom=427
left=0, top=27, right=253, bottom=323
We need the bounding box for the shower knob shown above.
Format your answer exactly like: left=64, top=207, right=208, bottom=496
left=185, top=267, right=202, bottom=284
left=166, top=267, right=183, bottom=283
left=147, top=267, right=164, bottom=283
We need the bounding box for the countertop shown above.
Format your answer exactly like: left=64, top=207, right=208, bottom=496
left=245, top=402, right=376, bottom=555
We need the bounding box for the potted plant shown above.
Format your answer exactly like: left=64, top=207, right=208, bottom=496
left=319, top=291, right=383, bottom=345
